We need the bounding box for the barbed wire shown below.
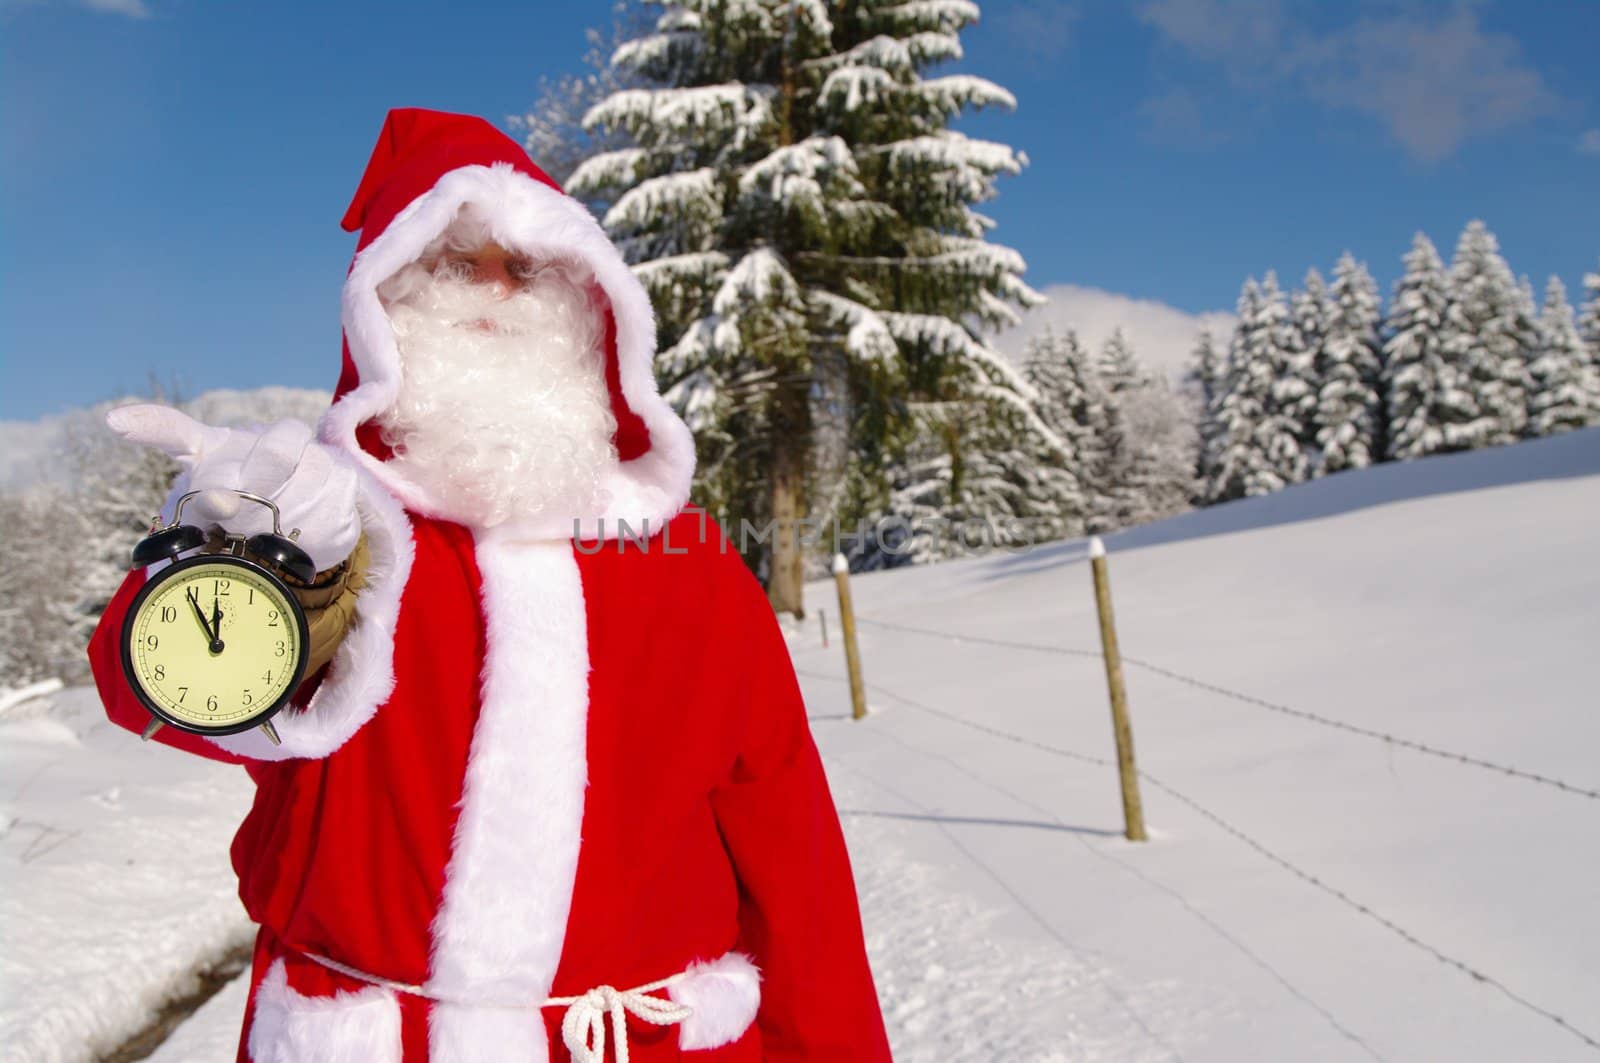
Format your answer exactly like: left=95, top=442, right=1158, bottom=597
left=1131, top=771, right=1600, bottom=1053
left=816, top=667, right=1600, bottom=1053
left=795, top=665, right=1115, bottom=770
left=851, top=614, right=1600, bottom=803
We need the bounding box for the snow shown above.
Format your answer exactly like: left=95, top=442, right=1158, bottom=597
left=712, top=248, right=800, bottom=318
left=0, top=678, right=63, bottom=717
left=877, top=0, right=982, bottom=34
left=0, top=686, right=253, bottom=1063
left=919, top=74, right=1017, bottom=115
left=735, top=136, right=861, bottom=214
left=807, top=32, right=964, bottom=75
left=583, top=84, right=775, bottom=150
left=563, top=147, right=647, bottom=198
left=145, top=972, right=253, bottom=1063
left=10, top=427, right=1600, bottom=1060
left=882, top=132, right=1024, bottom=200
left=601, top=167, right=721, bottom=243
left=808, top=290, right=900, bottom=363
left=819, top=65, right=900, bottom=112
left=840, top=426, right=1600, bottom=1058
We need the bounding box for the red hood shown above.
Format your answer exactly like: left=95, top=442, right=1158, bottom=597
left=321, top=107, right=696, bottom=542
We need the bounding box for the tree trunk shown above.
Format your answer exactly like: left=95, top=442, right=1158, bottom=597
left=767, top=380, right=810, bottom=619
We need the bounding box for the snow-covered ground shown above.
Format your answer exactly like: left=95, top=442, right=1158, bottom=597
left=6, top=426, right=1598, bottom=1061
left=0, top=689, right=253, bottom=1062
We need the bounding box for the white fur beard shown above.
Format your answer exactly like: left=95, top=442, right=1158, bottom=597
left=377, top=268, right=619, bottom=529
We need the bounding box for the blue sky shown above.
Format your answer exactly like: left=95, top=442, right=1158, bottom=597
left=2, top=0, right=1596, bottom=420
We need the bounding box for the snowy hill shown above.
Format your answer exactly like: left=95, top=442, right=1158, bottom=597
left=3, top=427, right=1597, bottom=1061
left=0, top=387, right=330, bottom=492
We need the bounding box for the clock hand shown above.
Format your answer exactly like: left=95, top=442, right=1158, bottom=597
left=186, top=588, right=217, bottom=642
left=209, top=596, right=225, bottom=654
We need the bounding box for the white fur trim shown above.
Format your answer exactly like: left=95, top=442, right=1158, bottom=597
left=428, top=1001, right=550, bottom=1063
left=325, top=161, right=697, bottom=542
left=202, top=462, right=415, bottom=761
left=425, top=535, right=590, bottom=1061
left=670, top=950, right=763, bottom=1051
left=247, top=957, right=402, bottom=1063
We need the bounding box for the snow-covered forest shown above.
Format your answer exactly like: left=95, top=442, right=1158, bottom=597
left=1197, top=225, right=1600, bottom=503
left=514, top=0, right=1600, bottom=609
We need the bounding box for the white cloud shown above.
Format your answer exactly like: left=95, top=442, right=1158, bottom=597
left=1578, top=129, right=1600, bottom=156
left=1136, top=0, right=1557, bottom=162
left=990, top=284, right=1235, bottom=382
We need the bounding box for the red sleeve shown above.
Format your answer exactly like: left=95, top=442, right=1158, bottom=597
left=708, top=552, right=893, bottom=1060
left=88, top=569, right=252, bottom=766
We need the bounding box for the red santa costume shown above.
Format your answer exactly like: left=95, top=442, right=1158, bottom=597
left=87, top=108, right=892, bottom=1062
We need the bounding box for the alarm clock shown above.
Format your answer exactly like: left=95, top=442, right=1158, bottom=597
left=120, top=489, right=316, bottom=747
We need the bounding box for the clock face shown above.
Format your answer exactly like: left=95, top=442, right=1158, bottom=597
left=122, top=556, right=309, bottom=734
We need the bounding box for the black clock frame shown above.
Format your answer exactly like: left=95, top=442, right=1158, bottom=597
left=119, top=552, right=313, bottom=738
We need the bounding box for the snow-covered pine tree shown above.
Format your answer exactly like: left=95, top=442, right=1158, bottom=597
left=1579, top=268, right=1600, bottom=372
left=1188, top=328, right=1224, bottom=410
left=1441, top=220, right=1535, bottom=448
left=1262, top=273, right=1312, bottom=487
left=1057, top=328, right=1194, bottom=527
left=1207, top=273, right=1307, bottom=501
left=1108, top=373, right=1198, bottom=528
left=1527, top=276, right=1600, bottom=436
left=1383, top=233, right=1478, bottom=460
left=1285, top=268, right=1329, bottom=467
left=850, top=385, right=1050, bottom=568
left=1085, top=327, right=1143, bottom=529
left=1207, top=280, right=1266, bottom=501
left=1314, top=253, right=1384, bottom=474
left=1188, top=327, right=1225, bottom=492
left=570, top=0, right=1048, bottom=612
left=1019, top=328, right=1094, bottom=541
left=1092, top=327, right=1143, bottom=394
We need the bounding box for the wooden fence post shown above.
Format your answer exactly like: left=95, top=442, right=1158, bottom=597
left=1089, top=536, right=1148, bottom=842
left=832, top=554, right=868, bottom=720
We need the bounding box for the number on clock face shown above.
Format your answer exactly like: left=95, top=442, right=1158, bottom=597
left=128, top=561, right=301, bottom=729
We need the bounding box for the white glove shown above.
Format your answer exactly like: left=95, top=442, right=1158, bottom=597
left=107, top=404, right=361, bottom=574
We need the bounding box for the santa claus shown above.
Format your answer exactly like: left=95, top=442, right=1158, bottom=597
left=87, top=107, right=892, bottom=1062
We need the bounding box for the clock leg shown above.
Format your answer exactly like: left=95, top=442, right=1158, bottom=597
left=141, top=717, right=164, bottom=742
left=259, top=720, right=282, bottom=746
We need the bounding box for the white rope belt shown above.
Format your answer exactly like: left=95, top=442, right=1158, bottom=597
left=299, top=949, right=693, bottom=1063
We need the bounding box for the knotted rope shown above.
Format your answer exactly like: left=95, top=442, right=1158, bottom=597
left=548, top=979, right=694, bottom=1063
left=299, top=949, right=694, bottom=1062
